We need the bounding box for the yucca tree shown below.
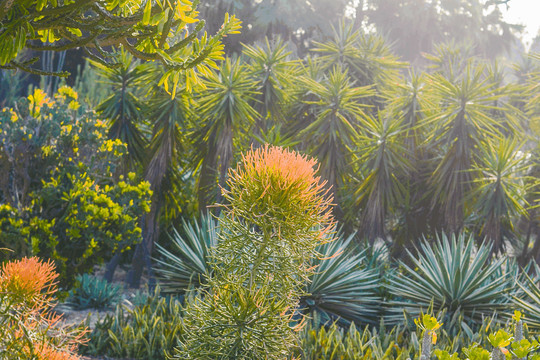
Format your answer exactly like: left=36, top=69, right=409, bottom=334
left=311, top=21, right=403, bottom=90
left=243, top=38, right=298, bottom=135
left=384, top=71, right=428, bottom=157
left=193, top=58, right=259, bottom=210
left=145, top=84, right=192, bottom=201
left=524, top=53, right=540, bottom=132
left=92, top=51, right=154, bottom=284
left=354, top=113, right=411, bottom=244
left=424, top=42, right=477, bottom=81
left=311, top=21, right=362, bottom=72
left=470, top=138, right=531, bottom=253
left=296, top=65, right=374, bottom=218
left=426, top=62, right=514, bottom=233
left=128, top=75, right=194, bottom=288
left=92, top=50, right=150, bottom=169
left=388, top=233, right=511, bottom=334
left=383, top=72, right=432, bottom=253
left=284, top=56, right=324, bottom=141
left=94, top=62, right=198, bottom=287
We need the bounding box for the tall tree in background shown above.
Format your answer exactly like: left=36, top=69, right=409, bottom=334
left=295, top=65, right=374, bottom=221
left=360, top=0, right=522, bottom=63
left=426, top=62, right=517, bottom=234
left=384, top=72, right=432, bottom=256
left=199, top=0, right=350, bottom=54
left=194, top=58, right=259, bottom=210
left=354, top=113, right=411, bottom=244
left=471, top=139, right=530, bottom=254
left=127, top=79, right=194, bottom=288
left=91, top=51, right=150, bottom=170
left=243, top=38, right=299, bottom=136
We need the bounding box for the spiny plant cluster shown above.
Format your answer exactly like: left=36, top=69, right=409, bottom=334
left=175, top=145, right=334, bottom=359
left=0, top=256, right=87, bottom=360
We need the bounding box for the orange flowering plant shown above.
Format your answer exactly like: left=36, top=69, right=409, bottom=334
left=220, top=145, right=335, bottom=293
left=0, top=257, right=87, bottom=359
left=175, top=145, right=334, bottom=359
left=224, top=145, right=334, bottom=233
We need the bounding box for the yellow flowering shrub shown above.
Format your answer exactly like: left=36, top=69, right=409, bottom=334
left=0, top=87, right=152, bottom=286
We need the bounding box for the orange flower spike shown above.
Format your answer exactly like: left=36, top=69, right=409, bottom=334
left=226, top=145, right=333, bottom=228
left=31, top=342, right=81, bottom=360
left=0, top=257, right=58, bottom=302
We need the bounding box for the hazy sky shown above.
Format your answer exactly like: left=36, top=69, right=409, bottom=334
left=501, top=0, right=540, bottom=49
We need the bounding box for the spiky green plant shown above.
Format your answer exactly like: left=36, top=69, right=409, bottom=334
left=154, top=213, right=218, bottom=294
left=193, top=58, right=259, bottom=209
left=311, top=21, right=403, bottom=89
left=426, top=62, right=517, bottom=233
left=296, top=65, right=374, bottom=211
left=67, top=274, right=122, bottom=310
left=383, top=71, right=432, bottom=255
left=513, top=269, right=540, bottom=334
left=470, top=138, right=531, bottom=253
left=388, top=233, right=511, bottom=333
left=243, top=37, right=298, bottom=133
left=174, top=145, right=334, bottom=359
left=82, top=286, right=184, bottom=360
left=300, top=230, right=381, bottom=326
left=355, top=113, right=411, bottom=243
left=424, top=42, right=477, bottom=81
left=295, top=317, right=406, bottom=360
left=92, top=50, right=150, bottom=168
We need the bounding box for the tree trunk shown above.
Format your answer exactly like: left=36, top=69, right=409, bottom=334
left=103, top=252, right=121, bottom=283
left=354, top=0, right=365, bottom=30
left=126, top=196, right=160, bottom=289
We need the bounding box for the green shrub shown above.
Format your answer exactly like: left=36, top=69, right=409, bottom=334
left=0, top=87, right=152, bottom=286
left=419, top=311, right=540, bottom=360
left=34, top=170, right=151, bottom=282
left=0, top=204, right=56, bottom=261
left=82, top=287, right=184, bottom=360
left=67, top=274, right=122, bottom=310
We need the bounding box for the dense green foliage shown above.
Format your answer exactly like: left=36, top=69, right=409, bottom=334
left=69, top=17, right=539, bottom=287
left=0, top=1, right=539, bottom=359
left=0, top=0, right=241, bottom=93
left=0, top=87, right=152, bottom=285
